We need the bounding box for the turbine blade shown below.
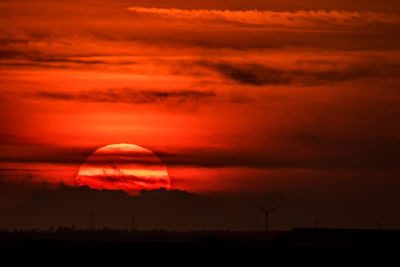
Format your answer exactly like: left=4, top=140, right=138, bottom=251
left=268, top=207, right=279, bottom=213
left=256, top=204, right=267, bottom=212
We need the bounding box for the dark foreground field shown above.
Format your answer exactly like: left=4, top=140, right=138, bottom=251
left=1, top=228, right=399, bottom=264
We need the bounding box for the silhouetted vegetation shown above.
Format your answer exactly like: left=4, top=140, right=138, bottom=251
left=0, top=227, right=399, bottom=264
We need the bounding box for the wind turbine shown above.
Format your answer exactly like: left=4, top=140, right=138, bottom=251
left=257, top=205, right=278, bottom=232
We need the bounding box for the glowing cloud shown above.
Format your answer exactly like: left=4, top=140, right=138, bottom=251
left=127, top=7, right=400, bottom=29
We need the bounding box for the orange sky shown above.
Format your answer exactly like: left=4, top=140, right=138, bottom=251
left=1, top=0, right=400, bottom=195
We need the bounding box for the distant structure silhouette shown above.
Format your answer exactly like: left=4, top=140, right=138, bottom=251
left=315, top=215, right=320, bottom=229
left=89, top=211, right=94, bottom=229
left=257, top=205, right=278, bottom=232
left=377, top=217, right=382, bottom=230
left=130, top=212, right=135, bottom=231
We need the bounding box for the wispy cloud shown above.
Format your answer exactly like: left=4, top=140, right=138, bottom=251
left=1, top=140, right=399, bottom=171
left=197, top=60, right=400, bottom=86
left=128, top=7, right=400, bottom=29
left=198, top=62, right=291, bottom=86
left=34, top=88, right=216, bottom=104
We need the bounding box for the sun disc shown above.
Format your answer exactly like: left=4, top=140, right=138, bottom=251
left=75, top=143, right=171, bottom=195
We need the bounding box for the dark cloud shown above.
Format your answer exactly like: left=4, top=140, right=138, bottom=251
left=1, top=24, right=399, bottom=57
left=28, top=56, right=106, bottom=65
left=80, top=175, right=167, bottom=185
left=198, top=61, right=400, bottom=86
left=0, top=144, right=93, bottom=165
left=34, top=88, right=216, bottom=104
left=0, top=169, right=51, bottom=172
left=77, top=152, right=166, bottom=167
left=0, top=49, right=25, bottom=59
left=1, top=135, right=399, bottom=171
left=198, top=62, right=291, bottom=86
left=0, top=38, right=31, bottom=45
left=0, top=49, right=111, bottom=67
left=157, top=146, right=400, bottom=171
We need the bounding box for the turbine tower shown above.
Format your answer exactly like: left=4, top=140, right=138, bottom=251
left=257, top=205, right=278, bottom=232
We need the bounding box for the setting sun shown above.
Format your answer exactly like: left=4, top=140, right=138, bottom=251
left=75, top=144, right=171, bottom=195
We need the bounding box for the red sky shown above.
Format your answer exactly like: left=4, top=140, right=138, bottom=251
left=1, top=0, right=400, bottom=198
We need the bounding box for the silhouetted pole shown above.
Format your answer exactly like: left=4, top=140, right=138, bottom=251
left=257, top=205, right=278, bottom=232
left=130, top=212, right=135, bottom=231
left=377, top=217, right=382, bottom=230
left=89, top=211, right=94, bottom=230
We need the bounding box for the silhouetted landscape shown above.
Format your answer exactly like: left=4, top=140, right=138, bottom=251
left=2, top=185, right=398, bottom=231
left=0, top=227, right=399, bottom=264
left=0, top=186, right=399, bottom=263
